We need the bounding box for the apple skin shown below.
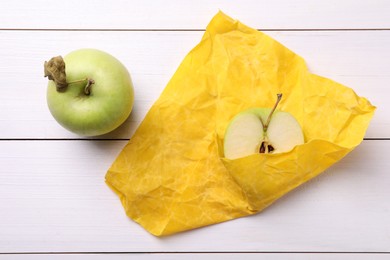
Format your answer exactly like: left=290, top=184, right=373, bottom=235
left=223, top=108, right=304, bottom=159
left=46, top=49, right=134, bottom=136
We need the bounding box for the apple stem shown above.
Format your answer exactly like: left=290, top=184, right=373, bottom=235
left=263, top=93, right=282, bottom=132
left=259, top=94, right=282, bottom=154
left=68, top=78, right=95, bottom=95
left=44, top=56, right=95, bottom=95
left=67, top=78, right=87, bottom=84
left=83, top=79, right=95, bottom=95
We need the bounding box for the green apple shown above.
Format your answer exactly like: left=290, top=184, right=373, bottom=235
left=224, top=94, right=304, bottom=159
left=44, top=48, right=134, bottom=136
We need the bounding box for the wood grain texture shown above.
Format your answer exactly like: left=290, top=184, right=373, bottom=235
left=0, top=30, right=386, bottom=139
left=1, top=253, right=390, bottom=260
left=1, top=0, right=389, bottom=30
left=0, top=0, right=389, bottom=257
left=0, top=141, right=389, bottom=253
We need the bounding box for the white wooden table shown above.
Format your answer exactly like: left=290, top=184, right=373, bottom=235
left=1, top=1, right=389, bottom=259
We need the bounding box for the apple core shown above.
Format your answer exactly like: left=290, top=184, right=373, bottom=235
left=223, top=94, right=304, bottom=159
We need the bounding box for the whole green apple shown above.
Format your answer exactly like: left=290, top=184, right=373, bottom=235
left=224, top=94, right=304, bottom=159
left=44, top=48, right=134, bottom=136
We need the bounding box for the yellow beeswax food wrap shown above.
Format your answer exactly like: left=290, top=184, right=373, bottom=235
left=106, top=11, right=375, bottom=236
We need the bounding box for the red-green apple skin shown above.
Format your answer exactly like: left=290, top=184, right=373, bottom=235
left=46, top=49, right=134, bottom=136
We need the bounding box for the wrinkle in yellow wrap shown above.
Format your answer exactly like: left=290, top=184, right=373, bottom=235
left=106, top=11, right=375, bottom=236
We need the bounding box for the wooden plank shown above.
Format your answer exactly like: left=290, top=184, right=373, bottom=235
left=1, top=0, right=388, bottom=257
left=0, top=0, right=389, bottom=30
left=0, top=140, right=389, bottom=252
left=1, top=253, right=390, bottom=260
left=0, top=30, right=386, bottom=139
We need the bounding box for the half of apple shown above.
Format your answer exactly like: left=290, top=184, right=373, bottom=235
left=223, top=94, right=304, bottom=159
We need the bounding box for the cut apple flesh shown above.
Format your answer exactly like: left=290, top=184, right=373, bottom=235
left=266, top=112, right=304, bottom=153
left=223, top=109, right=304, bottom=159
left=224, top=113, right=264, bottom=160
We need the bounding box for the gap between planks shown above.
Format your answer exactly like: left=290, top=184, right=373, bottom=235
left=0, top=138, right=388, bottom=141
left=1, top=28, right=390, bottom=32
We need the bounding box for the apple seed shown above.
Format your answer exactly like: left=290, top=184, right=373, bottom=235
left=259, top=93, right=282, bottom=154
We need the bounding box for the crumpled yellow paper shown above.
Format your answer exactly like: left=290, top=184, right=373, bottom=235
left=105, top=11, right=375, bottom=236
